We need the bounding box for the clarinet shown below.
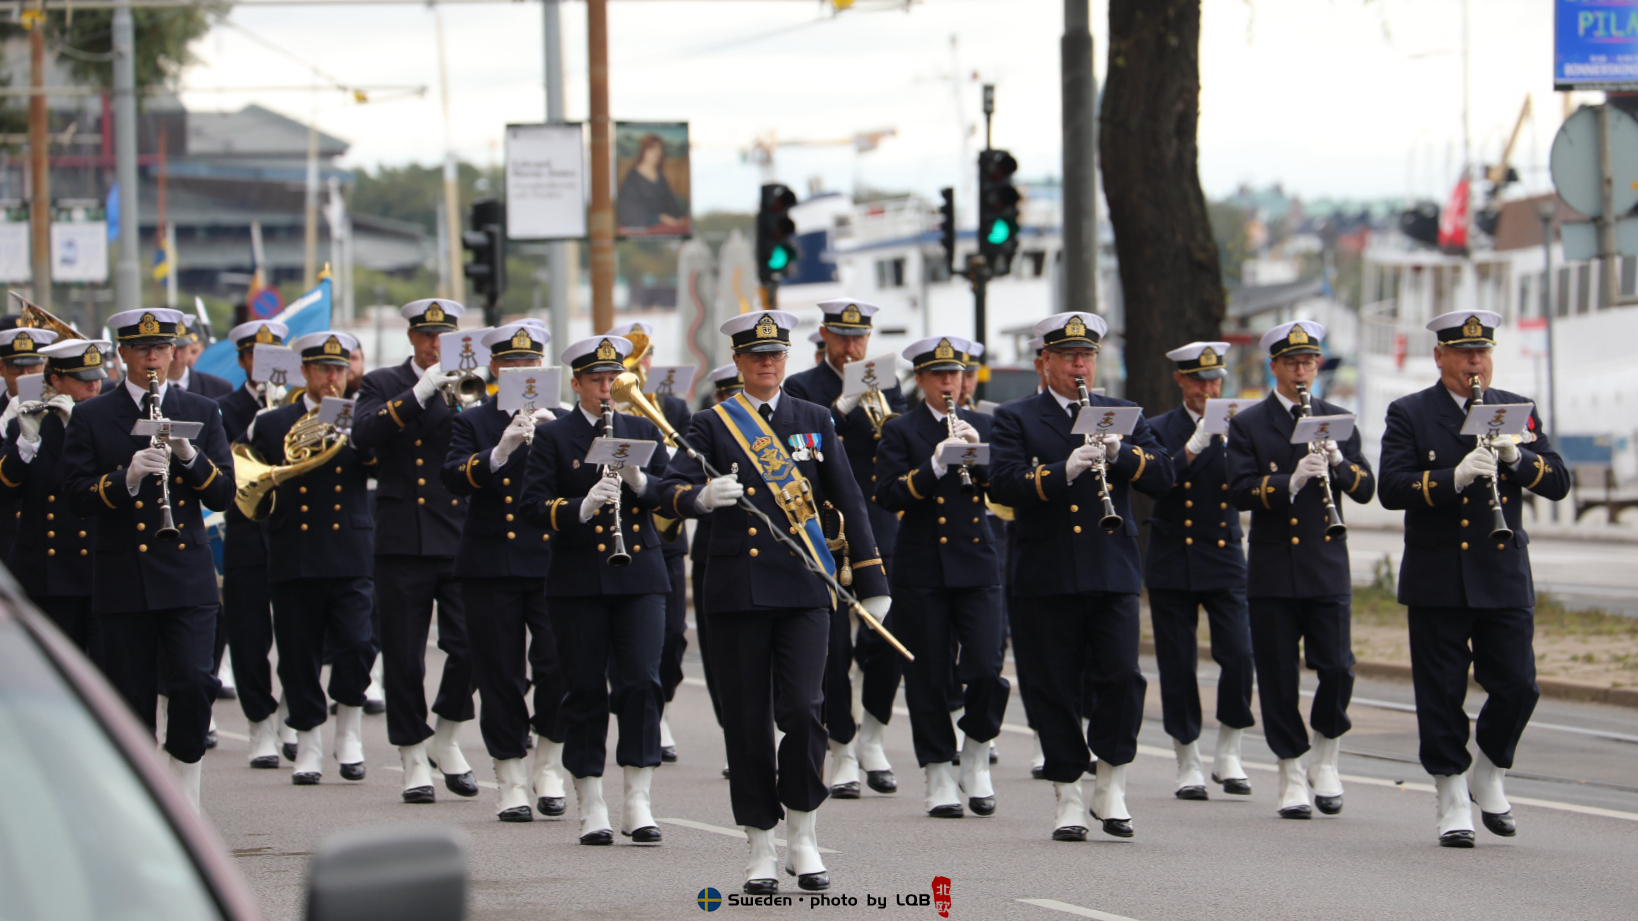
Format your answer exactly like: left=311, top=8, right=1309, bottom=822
left=600, top=400, right=632, bottom=567
left=1074, top=376, right=1122, bottom=532
left=1468, top=375, right=1514, bottom=542
left=1295, top=383, right=1347, bottom=539
left=943, top=392, right=977, bottom=496
left=146, top=371, right=181, bottom=540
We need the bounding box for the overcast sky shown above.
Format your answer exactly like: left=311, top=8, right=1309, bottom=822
left=178, top=0, right=1575, bottom=215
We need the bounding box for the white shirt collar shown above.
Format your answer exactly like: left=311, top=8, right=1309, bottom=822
left=1274, top=390, right=1299, bottom=412
left=578, top=403, right=603, bottom=428
left=1445, top=386, right=1469, bottom=409
left=411, top=357, right=433, bottom=380
left=926, top=400, right=947, bottom=423
left=743, top=389, right=782, bottom=414
left=1045, top=386, right=1077, bottom=414
left=1185, top=405, right=1202, bottom=424
left=824, top=359, right=845, bottom=381
left=173, top=367, right=190, bottom=390
left=303, top=394, right=322, bottom=413
left=125, top=377, right=168, bottom=408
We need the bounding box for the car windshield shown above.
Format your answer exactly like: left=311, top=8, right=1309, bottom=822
left=0, top=617, right=222, bottom=921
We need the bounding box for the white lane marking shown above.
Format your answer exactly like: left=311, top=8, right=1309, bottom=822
left=658, top=817, right=838, bottom=853
left=1017, top=897, right=1145, bottom=921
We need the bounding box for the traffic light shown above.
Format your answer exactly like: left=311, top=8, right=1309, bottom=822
left=462, top=198, right=507, bottom=324
left=756, top=183, right=799, bottom=288
left=937, top=187, right=956, bottom=276
left=977, top=148, right=1020, bottom=276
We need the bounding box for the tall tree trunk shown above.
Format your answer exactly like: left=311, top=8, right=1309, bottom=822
left=1100, top=0, right=1225, bottom=415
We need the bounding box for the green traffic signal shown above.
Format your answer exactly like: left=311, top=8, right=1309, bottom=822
left=767, top=246, right=791, bottom=271
left=986, top=219, right=1011, bottom=245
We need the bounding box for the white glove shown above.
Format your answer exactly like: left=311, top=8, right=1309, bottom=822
left=45, top=393, right=74, bottom=421
left=531, top=408, right=555, bottom=424
left=1065, top=441, right=1105, bottom=482
left=126, top=446, right=169, bottom=490
left=1453, top=446, right=1498, bottom=491
left=949, top=419, right=980, bottom=445
left=1323, top=438, right=1345, bottom=468
left=1289, top=453, right=1329, bottom=496
left=1495, top=437, right=1521, bottom=465
left=16, top=408, right=41, bottom=444
left=834, top=392, right=862, bottom=416
left=412, top=369, right=462, bottom=405
left=491, top=412, right=534, bottom=467
left=579, top=477, right=622, bottom=523
left=168, top=436, right=197, bottom=463
left=930, top=435, right=966, bottom=478
left=617, top=463, right=647, bottom=493
left=1185, top=419, right=1213, bottom=456
left=859, top=595, right=892, bottom=621
left=695, top=473, right=744, bottom=511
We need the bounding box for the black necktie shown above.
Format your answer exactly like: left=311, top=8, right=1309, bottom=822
left=758, top=403, right=773, bottom=423
left=1290, top=404, right=1303, bottom=423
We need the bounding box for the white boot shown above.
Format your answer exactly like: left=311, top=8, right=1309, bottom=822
left=743, top=827, right=780, bottom=894
left=1031, top=730, right=1046, bottom=779
left=923, top=762, right=963, bottom=817
left=494, top=758, right=532, bottom=822
left=1173, top=738, right=1208, bottom=800
left=333, top=704, right=365, bottom=781
left=1470, top=750, right=1517, bottom=837
left=366, top=656, right=385, bottom=712
left=958, top=736, right=995, bottom=816
left=949, top=708, right=966, bottom=758
left=155, top=695, right=169, bottom=746
left=1051, top=778, right=1088, bottom=840
left=857, top=712, right=896, bottom=793
left=826, top=738, right=861, bottom=798
left=1435, top=773, right=1476, bottom=847
left=427, top=716, right=478, bottom=797
left=247, top=717, right=280, bottom=769
left=217, top=650, right=236, bottom=695
left=169, top=755, right=202, bottom=813
left=532, top=736, right=568, bottom=817
left=659, top=703, right=677, bottom=761
left=1277, top=757, right=1312, bottom=819
left=573, top=775, right=613, bottom=845
left=399, top=742, right=436, bottom=803
left=292, top=727, right=324, bottom=785
left=1090, top=762, right=1133, bottom=837
left=275, top=697, right=297, bottom=759
left=1308, top=735, right=1344, bottom=815
left=621, top=765, right=662, bottom=842
left=1211, top=725, right=1250, bottom=794
left=783, top=809, right=828, bottom=891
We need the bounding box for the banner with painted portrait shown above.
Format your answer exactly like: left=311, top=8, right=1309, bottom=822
left=615, top=121, right=691, bottom=238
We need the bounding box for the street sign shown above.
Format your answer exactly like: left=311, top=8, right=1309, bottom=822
left=504, top=123, right=587, bottom=241
left=1549, top=104, right=1638, bottom=218
left=1555, top=0, right=1638, bottom=91
left=1560, top=216, right=1638, bottom=260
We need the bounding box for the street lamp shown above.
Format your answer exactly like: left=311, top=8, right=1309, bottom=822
left=1537, top=198, right=1559, bottom=523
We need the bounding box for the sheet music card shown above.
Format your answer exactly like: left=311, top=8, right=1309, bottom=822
left=319, top=397, right=357, bottom=432
left=14, top=372, right=43, bottom=404
left=1461, top=403, right=1533, bottom=439
left=840, top=353, right=898, bottom=398
left=497, top=367, right=561, bottom=415
left=645, top=365, right=696, bottom=396
left=251, top=344, right=302, bottom=387
left=1289, top=414, right=1355, bottom=445
left=131, top=419, right=204, bottom=440
left=1070, top=404, right=1142, bottom=438
left=1200, top=397, right=1256, bottom=435
left=440, top=328, right=493, bottom=374
left=937, top=442, right=991, bottom=466
left=585, top=437, right=657, bottom=468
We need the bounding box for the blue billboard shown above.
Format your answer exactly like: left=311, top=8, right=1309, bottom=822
left=1557, top=0, right=1638, bottom=89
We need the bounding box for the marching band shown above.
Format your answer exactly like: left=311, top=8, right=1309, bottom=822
left=0, top=295, right=1571, bottom=887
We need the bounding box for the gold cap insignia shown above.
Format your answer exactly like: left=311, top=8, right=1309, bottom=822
left=511, top=329, right=532, bottom=350
left=1288, top=325, right=1309, bottom=345
left=84, top=346, right=102, bottom=366
left=1463, top=315, right=1484, bottom=339
left=1065, top=316, right=1087, bottom=339
left=755, top=315, right=779, bottom=339
left=596, top=338, right=618, bottom=361
left=934, top=338, right=955, bottom=360
left=255, top=326, right=275, bottom=344
left=1198, top=349, right=1217, bottom=367
left=425, top=303, right=445, bottom=324
left=323, top=335, right=343, bottom=355
left=12, top=333, right=32, bottom=352
left=138, top=313, right=161, bottom=337
left=841, top=304, right=862, bottom=325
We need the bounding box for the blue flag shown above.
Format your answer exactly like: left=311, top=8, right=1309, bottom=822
left=195, top=275, right=332, bottom=389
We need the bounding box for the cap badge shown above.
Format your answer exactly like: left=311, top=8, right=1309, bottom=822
left=1463, top=315, right=1483, bottom=339
left=511, top=329, right=532, bottom=350
left=12, top=333, right=31, bottom=352
left=323, top=335, right=343, bottom=355
left=138, top=313, right=162, bottom=337
left=934, top=338, right=955, bottom=360
left=1288, top=325, right=1309, bottom=345
left=84, top=346, right=102, bottom=366
left=1065, top=316, right=1087, bottom=339
left=596, top=338, right=618, bottom=362
left=425, top=303, right=445, bottom=324
left=255, top=326, right=275, bottom=344
left=841, top=305, right=862, bottom=325
left=1198, top=349, right=1217, bottom=367
left=755, top=315, right=779, bottom=340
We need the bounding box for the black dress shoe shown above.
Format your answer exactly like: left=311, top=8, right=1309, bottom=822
left=328, top=701, right=337, bottom=715
left=1278, top=805, right=1313, bottom=820
left=339, top=762, right=366, bottom=782
left=989, top=748, right=998, bottom=764
left=951, top=753, right=960, bottom=766
left=1099, top=818, right=1134, bottom=838
left=721, top=766, right=732, bottom=779
left=579, top=829, right=613, bottom=846
left=1176, top=785, right=1209, bottom=801
left=444, top=771, right=480, bottom=798
left=292, top=772, right=321, bottom=786
left=204, top=730, right=218, bottom=750
left=1052, top=825, right=1088, bottom=842
left=498, top=806, right=533, bottom=823
left=660, top=746, right=678, bottom=764
left=1031, top=765, right=1047, bottom=780
left=402, top=786, right=436, bottom=804
left=968, top=796, right=996, bottom=817
left=282, top=742, right=299, bottom=762
left=928, top=803, right=964, bottom=819
left=1480, top=810, right=1517, bottom=837
left=743, top=878, right=778, bottom=896
left=363, top=699, right=386, bottom=715
left=537, top=796, right=567, bottom=817
left=250, top=755, right=280, bottom=770
left=216, top=685, right=238, bottom=701
left=865, top=770, right=896, bottom=794
left=1439, top=829, right=1476, bottom=848
left=829, top=781, right=860, bottom=799
left=795, top=872, right=829, bottom=892
left=624, top=826, right=662, bottom=843
left=1315, top=795, right=1343, bottom=816
left=1213, top=774, right=1252, bottom=796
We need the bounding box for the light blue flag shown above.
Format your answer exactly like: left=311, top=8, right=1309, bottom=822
left=195, top=275, right=333, bottom=389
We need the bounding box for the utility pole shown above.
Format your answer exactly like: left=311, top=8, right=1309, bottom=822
left=434, top=6, right=464, bottom=303
left=113, top=0, right=140, bottom=315
left=587, top=0, right=615, bottom=334
left=27, top=5, right=50, bottom=311
left=543, top=0, right=571, bottom=366
left=1061, top=0, right=1097, bottom=315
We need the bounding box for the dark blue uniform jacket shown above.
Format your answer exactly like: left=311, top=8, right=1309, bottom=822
left=1144, top=405, right=1246, bottom=593
left=352, top=358, right=468, bottom=557
left=874, top=402, right=999, bottom=588
left=248, top=402, right=376, bottom=582
left=442, top=397, right=566, bottom=579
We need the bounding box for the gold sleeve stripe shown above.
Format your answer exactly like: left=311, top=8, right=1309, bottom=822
left=1421, top=470, right=1435, bottom=507
left=386, top=400, right=405, bottom=428
left=0, top=456, right=18, bottom=488
left=1526, top=459, right=1548, bottom=490
left=905, top=468, right=925, bottom=501
left=853, top=557, right=883, bottom=570
left=1349, top=464, right=1363, bottom=492
left=671, top=485, right=693, bottom=517
left=97, top=474, right=116, bottom=509
left=1130, top=446, right=1146, bottom=482
left=1259, top=475, right=1271, bottom=510
left=191, top=461, right=219, bottom=492
left=549, top=498, right=562, bottom=531
left=465, top=454, right=483, bottom=489
left=1033, top=465, right=1050, bottom=502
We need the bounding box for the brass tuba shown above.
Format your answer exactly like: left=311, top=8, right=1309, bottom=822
left=611, top=370, right=684, bottom=543
left=9, top=291, right=84, bottom=341
left=232, top=410, right=349, bottom=520
left=621, top=327, right=652, bottom=394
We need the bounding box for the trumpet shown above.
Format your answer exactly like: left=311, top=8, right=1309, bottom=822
left=859, top=382, right=899, bottom=438
left=442, top=369, right=488, bottom=410
left=1295, top=384, right=1347, bottom=539
left=1468, top=375, right=1514, bottom=542
left=600, top=400, right=632, bottom=567
left=943, top=392, right=977, bottom=496
left=145, top=371, right=182, bottom=541
left=1074, top=376, right=1122, bottom=532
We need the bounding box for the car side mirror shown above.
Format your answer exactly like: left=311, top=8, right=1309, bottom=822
left=306, top=826, right=465, bottom=921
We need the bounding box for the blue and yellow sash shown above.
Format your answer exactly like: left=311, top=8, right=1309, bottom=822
left=713, top=393, right=835, bottom=579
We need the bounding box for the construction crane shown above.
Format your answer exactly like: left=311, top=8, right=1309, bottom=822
left=742, top=128, right=898, bottom=185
